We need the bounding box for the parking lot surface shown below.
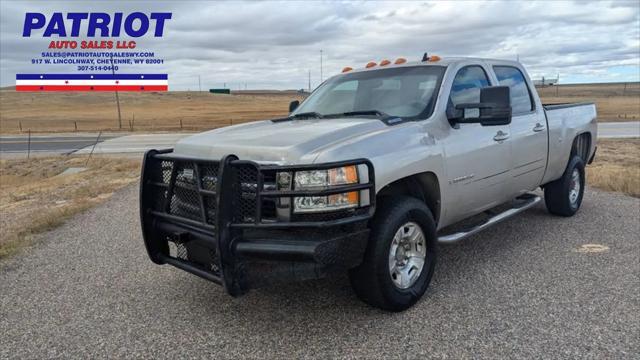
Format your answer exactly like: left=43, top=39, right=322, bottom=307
left=1, top=185, right=638, bottom=358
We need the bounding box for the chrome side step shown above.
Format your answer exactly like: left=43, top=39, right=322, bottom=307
left=437, top=194, right=542, bottom=244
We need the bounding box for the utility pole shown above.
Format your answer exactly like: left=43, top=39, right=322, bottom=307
left=320, top=49, right=323, bottom=83
left=110, top=55, right=122, bottom=129
left=308, top=70, right=311, bottom=92
left=198, top=75, right=201, bottom=92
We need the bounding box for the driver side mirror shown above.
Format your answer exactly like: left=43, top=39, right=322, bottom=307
left=450, top=86, right=512, bottom=126
left=289, top=100, right=300, bottom=113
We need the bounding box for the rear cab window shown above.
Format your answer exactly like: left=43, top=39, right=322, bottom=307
left=493, top=66, right=534, bottom=115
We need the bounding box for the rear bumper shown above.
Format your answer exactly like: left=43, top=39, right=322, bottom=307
left=140, top=149, right=375, bottom=296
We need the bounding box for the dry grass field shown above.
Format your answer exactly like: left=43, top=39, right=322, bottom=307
left=587, top=138, right=639, bottom=198
left=0, top=82, right=637, bottom=134
left=0, top=156, right=140, bottom=258
left=0, top=91, right=305, bottom=134
left=537, top=82, right=640, bottom=121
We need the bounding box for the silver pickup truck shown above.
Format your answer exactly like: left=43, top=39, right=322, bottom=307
left=140, top=55, right=597, bottom=311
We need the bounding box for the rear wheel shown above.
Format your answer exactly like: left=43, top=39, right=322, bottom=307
left=349, top=196, right=437, bottom=311
left=544, top=155, right=585, bottom=216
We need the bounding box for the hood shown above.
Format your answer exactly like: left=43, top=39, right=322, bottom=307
left=174, top=118, right=389, bottom=164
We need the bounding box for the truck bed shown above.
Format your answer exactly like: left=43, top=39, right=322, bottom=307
left=541, top=102, right=597, bottom=185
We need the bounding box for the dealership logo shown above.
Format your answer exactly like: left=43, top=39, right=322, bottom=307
left=18, top=12, right=171, bottom=92
left=23, top=12, right=172, bottom=37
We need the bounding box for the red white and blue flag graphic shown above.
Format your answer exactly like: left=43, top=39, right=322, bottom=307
left=15, top=74, right=168, bottom=91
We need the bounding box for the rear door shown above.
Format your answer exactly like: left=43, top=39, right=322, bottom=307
left=442, top=65, right=513, bottom=221
left=493, top=65, right=548, bottom=194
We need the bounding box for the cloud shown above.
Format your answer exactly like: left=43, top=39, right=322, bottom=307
left=1, top=0, right=638, bottom=89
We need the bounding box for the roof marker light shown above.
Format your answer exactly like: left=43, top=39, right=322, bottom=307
left=342, top=66, right=353, bottom=73
left=394, top=58, right=407, bottom=65
left=365, top=61, right=377, bottom=68
left=380, top=59, right=391, bottom=66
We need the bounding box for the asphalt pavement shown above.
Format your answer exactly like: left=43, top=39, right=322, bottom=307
left=0, top=134, right=117, bottom=155
left=597, top=121, right=640, bottom=138
left=1, top=185, right=638, bottom=358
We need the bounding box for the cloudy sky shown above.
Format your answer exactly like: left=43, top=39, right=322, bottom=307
left=1, top=0, right=639, bottom=90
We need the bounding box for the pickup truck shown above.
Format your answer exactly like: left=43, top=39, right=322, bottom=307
left=140, top=55, right=597, bottom=311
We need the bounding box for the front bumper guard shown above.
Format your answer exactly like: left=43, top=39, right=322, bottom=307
left=140, top=149, right=375, bottom=296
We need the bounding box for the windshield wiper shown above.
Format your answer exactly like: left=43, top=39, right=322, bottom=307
left=325, top=110, right=391, bottom=119
left=290, top=111, right=324, bottom=119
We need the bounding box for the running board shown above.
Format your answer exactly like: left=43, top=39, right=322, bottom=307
left=437, top=194, right=542, bottom=244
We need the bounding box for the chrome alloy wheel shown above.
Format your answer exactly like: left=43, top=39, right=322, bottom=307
left=569, top=168, right=581, bottom=207
left=388, top=221, right=427, bottom=289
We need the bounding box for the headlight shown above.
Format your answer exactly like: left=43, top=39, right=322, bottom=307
left=294, top=165, right=358, bottom=188
left=285, top=165, right=360, bottom=213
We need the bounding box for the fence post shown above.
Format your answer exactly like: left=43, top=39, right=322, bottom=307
left=19, top=121, right=22, bottom=132
left=180, top=118, right=183, bottom=130
left=74, top=121, right=78, bottom=132
left=27, top=129, right=31, bottom=159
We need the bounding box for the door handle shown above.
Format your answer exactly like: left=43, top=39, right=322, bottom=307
left=533, top=123, right=546, bottom=132
left=493, top=131, right=510, bottom=142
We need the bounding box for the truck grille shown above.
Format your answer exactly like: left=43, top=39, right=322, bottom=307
left=152, top=160, right=221, bottom=226
left=144, top=157, right=277, bottom=230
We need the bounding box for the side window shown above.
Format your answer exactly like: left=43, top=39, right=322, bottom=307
left=493, top=66, right=533, bottom=115
left=449, top=66, right=490, bottom=118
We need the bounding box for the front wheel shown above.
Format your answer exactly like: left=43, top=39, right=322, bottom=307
left=349, top=196, right=437, bottom=311
left=544, top=155, right=585, bottom=216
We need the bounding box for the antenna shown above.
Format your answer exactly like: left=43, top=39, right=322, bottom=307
left=110, top=54, right=122, bottom=129
left=320, top=49, right=323, bottom=83
left=421, top=52, right=429, bottom=62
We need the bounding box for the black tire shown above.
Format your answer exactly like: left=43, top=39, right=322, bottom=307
left=544, top=155, right=585, bottom=217
left=349, top=196, right=437, bottom=311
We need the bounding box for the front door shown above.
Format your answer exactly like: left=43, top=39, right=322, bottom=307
left=443, top=65, right=513, bottom=223
left=493, top=65, right=548, bottom=194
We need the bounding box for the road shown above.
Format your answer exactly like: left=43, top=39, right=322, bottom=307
left=0, top=122, right=637, bottom=156
left=0, top=134, right=118, bottom=155
left=598, top=121, right=640, bottom=138
left=1, top=185, right=638, bottom=358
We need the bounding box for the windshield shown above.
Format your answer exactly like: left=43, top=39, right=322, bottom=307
left=293, top=65, right=445, bottom=120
